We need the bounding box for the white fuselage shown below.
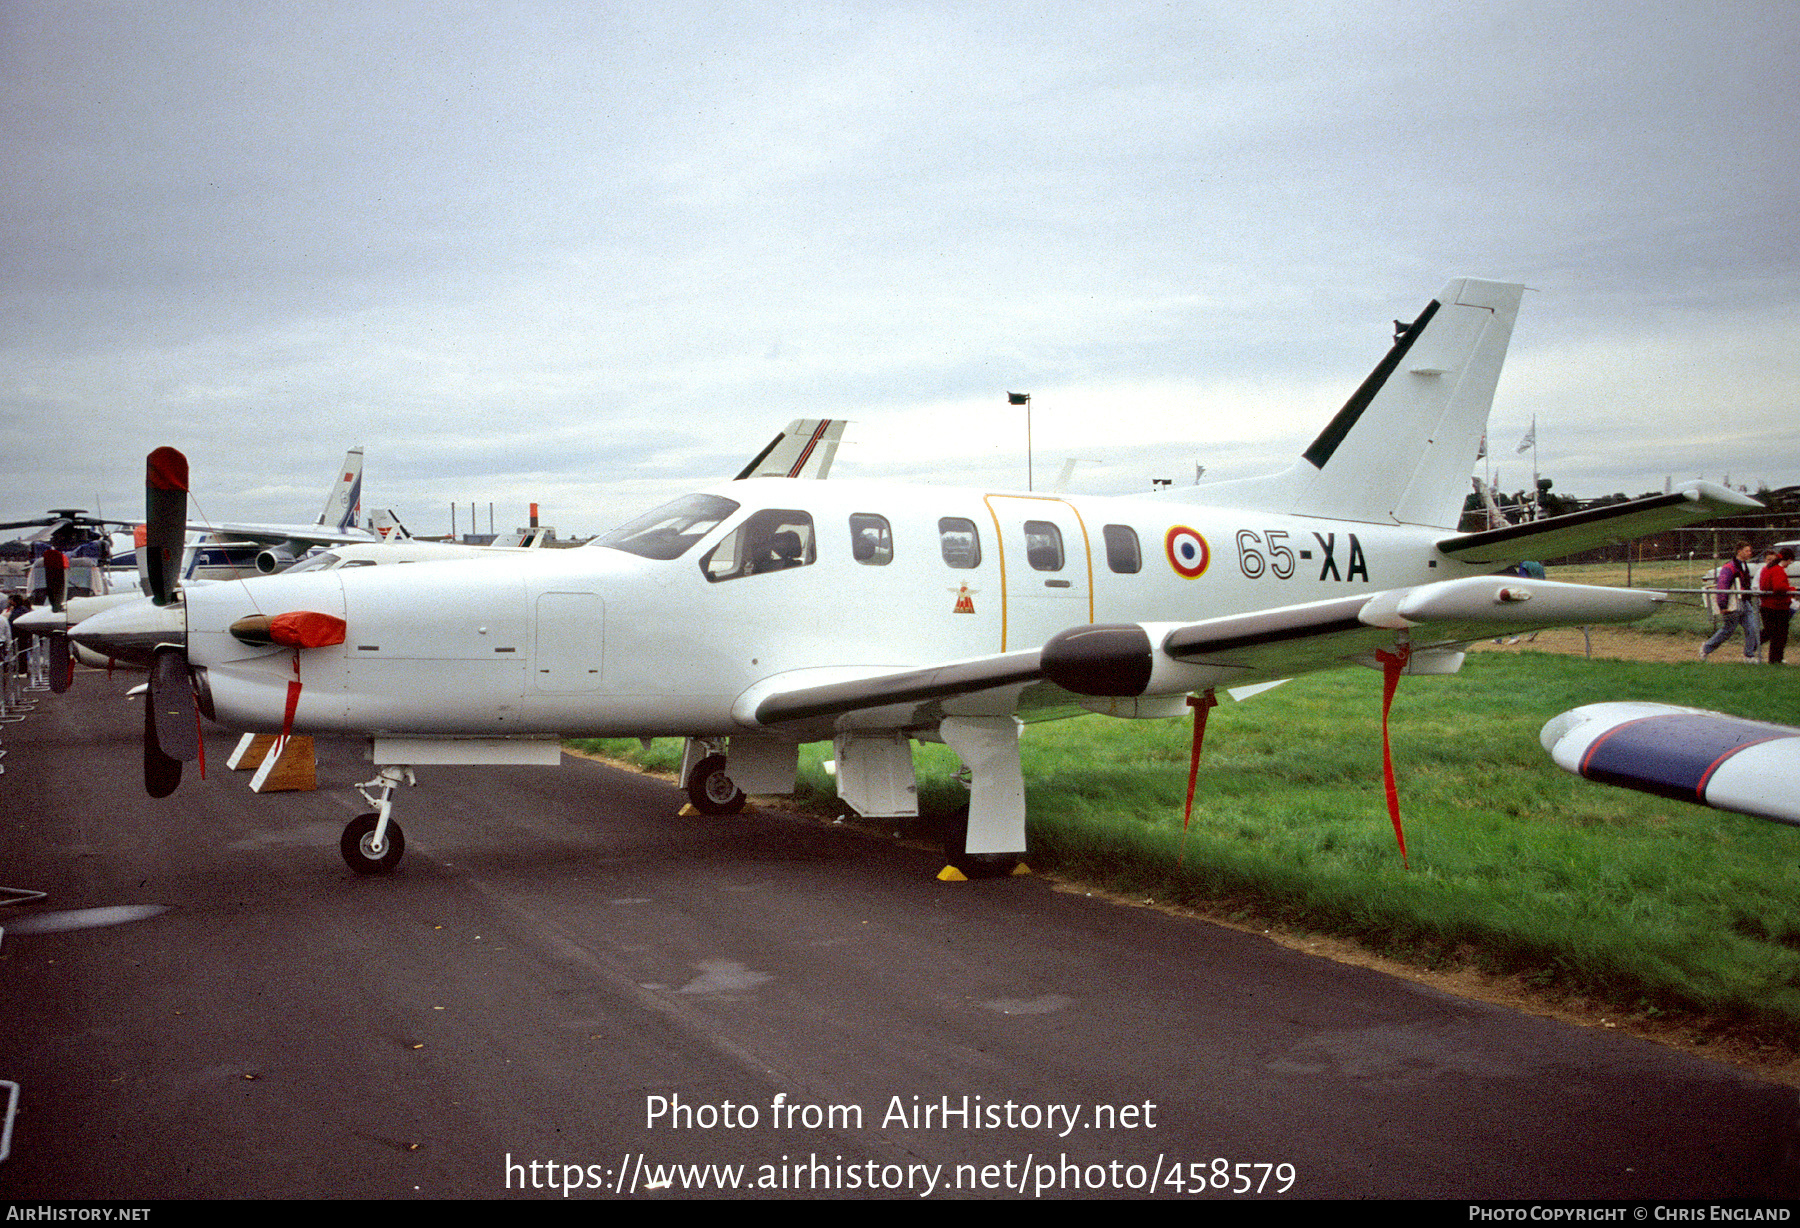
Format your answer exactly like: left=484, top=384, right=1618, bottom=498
left=186, top=479, right=1484, bottom=741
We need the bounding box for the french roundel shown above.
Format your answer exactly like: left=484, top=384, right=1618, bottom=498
left=1164, top=525, right=1209, bottom=578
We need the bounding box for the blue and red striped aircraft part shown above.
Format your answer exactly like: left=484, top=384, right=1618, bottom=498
left=784, top=420, right=836, bottom=477
left=1580, top=713, right=1798, bottom=805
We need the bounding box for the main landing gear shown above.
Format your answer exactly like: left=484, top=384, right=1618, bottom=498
left=939, top=806, right=1024, bottom=879
left=342, top=765, right=416, bottom=874
left=686, top=753, right=747, bottom=815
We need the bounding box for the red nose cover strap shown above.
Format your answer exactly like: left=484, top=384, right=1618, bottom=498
left=267, top=612, right=346, bottom=648
left=1374, top=645, right=1412, bottom=868
left=1179, top=689, right=1220, bottom=865
left=266, top=613, right=343, bottom=750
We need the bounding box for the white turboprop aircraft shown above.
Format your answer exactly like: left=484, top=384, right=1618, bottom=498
left=75, top=279, right=1756, bottom=876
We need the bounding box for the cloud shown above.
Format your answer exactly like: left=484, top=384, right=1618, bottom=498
left=3, top=1, right=1795, bottom=537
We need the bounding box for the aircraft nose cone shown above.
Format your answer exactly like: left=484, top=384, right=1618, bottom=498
left=68, top=598, right=186, bottom=667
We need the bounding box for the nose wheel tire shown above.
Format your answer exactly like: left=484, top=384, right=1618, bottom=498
left=686, top=754, right=747, bottom=815
left=341, top=813, right=405, bottom=874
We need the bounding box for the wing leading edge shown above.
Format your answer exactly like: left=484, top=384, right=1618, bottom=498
left=1436, top=481, right=1758, bottom=566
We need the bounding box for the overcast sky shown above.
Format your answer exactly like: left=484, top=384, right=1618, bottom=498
left=4, top=1, right=1795, bottom=539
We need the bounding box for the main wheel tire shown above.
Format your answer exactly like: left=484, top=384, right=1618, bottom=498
left=686, top=754, right=746, bottom=815
left=340, top=812, right=405, bottom=874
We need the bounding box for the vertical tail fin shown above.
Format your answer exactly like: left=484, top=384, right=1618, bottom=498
left=317, top=448, right=365, bottom=531
left=1197, top=279, right=1524, bottom=528
left=368, top=508, right=411, bottom=541
left=735, top=420, right=847, bottom=480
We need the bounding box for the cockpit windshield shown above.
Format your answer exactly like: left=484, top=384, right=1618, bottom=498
left=591, top=493, right=740, bottom=561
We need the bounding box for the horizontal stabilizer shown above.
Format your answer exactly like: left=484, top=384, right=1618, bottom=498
left=1437, top=482, right=1760, bottom=565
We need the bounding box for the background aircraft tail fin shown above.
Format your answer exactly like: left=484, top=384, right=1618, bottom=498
left=735, top=420, right=846, bottom=480
left=317, top=447, right=365, bottom=530
left=1199, top=279, right=1524, bottom=529
left=368, top=508, right=412, bottom=541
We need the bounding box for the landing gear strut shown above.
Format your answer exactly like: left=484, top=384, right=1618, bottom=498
left=343, top=765, right=415, bottom=874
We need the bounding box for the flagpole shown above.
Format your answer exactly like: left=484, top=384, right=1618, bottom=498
left=1515, top=417, right=1539, bottom=520
left=1531, top=415, right=1540, bottom=519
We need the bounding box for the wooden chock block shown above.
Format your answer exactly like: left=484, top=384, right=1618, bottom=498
left=227, top=732, right=277, bottom=771
left=249, top=736, right=317, bottom=793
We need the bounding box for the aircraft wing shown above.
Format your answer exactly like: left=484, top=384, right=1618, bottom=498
left=1435, top=481, right=1758, bottom=566
left=198, top=522, right=380, bottom=547
left=735, top=419, right=847, bottom=480
left=1041, top=576, right=1664, bottom=698
left=1541, top=702, right=1800, bottom=827
left=741, top=576, right=1664, bottom=731
left=740, top=654, right=1048, bottom=731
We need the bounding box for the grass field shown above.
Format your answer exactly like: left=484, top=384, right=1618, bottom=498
left=570, top=649, right=1800, bottom=1046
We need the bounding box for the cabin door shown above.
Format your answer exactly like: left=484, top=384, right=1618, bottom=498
left=983, top=495, right=1093, bottom=651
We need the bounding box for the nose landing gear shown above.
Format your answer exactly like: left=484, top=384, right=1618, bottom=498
left=342, top=765, right=416, bottom=874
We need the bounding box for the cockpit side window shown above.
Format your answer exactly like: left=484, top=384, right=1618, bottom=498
left=701, top=509, right=816, bottom=582
left=849, top=513, right=892, bottom=565
left=939, top=518, right=981, bottom=569
left=593, top=494, right=741, bottom=561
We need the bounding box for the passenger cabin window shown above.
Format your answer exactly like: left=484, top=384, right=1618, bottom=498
left=701, top=509, right=816, bottom=581
left=938, top=517, right=981, bottom=569
left=1103, top=524, right=1141, bottom=574
left=1024, top=520, right=1063, bottom=571
left=594, top=493, right=740, bottom=561
left=849, top=513, right=892, bottom=565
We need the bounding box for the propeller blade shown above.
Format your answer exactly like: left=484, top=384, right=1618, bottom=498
left=46, top=631, right=73, bottom=693
left=143, top=687, right=182, bottom=798
left=149, top=646, right=199, bottom=764
left=145, top=447, right=189, bottom=606
left=43, top=550, right=67, bottom=613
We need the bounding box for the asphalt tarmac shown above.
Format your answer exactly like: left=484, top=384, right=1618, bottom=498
left=1, top=670, right=1796, bottom=1200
